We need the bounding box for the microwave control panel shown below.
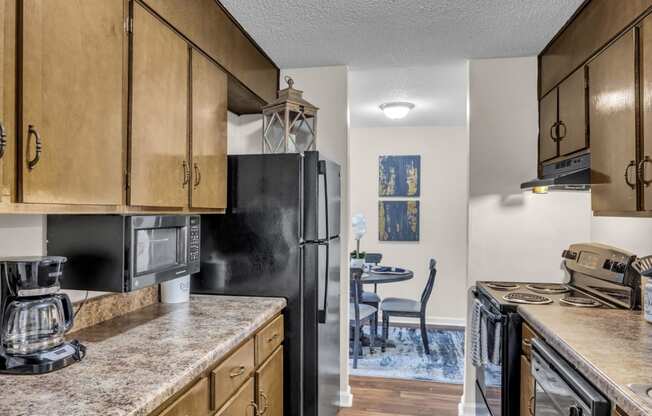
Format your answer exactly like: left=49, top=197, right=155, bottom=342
left=188, top=216, right=201, bottom=273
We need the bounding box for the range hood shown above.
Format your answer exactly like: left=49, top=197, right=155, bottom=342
left=520, top=152, right=590, bottom=192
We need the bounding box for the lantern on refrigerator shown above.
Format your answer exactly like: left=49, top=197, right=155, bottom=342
left=261, top=76, right=318, bottom=153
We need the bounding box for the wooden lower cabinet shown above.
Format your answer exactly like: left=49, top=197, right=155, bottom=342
left=152, top=314, right=284, bottom=416
left=160, top=377, right=210, bottom=416
left=212, top=338, right=255, bottom=411
left=216, top=378, right=256, bottom=416
left=520, top=355, right=534, bottom=416
left=256, top=346, right=283, bottom=416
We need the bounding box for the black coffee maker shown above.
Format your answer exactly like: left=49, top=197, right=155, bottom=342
left=0, top=256, right=86, bottom=374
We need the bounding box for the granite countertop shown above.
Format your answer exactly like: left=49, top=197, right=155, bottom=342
left=519, top=305, right=652, bottom=416
left=0, top=295, right=286, bottom=416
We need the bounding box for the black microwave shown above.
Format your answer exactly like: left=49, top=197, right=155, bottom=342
left=46, top=215, right=200, bottom=292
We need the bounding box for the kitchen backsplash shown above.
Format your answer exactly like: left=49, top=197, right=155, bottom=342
left=69, top=286, right=159, bottom=334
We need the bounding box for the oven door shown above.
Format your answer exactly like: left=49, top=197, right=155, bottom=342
left=128, top=216, right=189, bottom=290
left=474, top=290, right=522, bottom=416
left=531, top=339, right=609, bottom=416
left=474, top=296, right=506, bottom=416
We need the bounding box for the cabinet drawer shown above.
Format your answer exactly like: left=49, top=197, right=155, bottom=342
left=256, top=315, right=284, bottom=365
left=212, top=338, right=255, bottom=410
left=522, top=322, right=537, bottom=360
left=216, top=377, right=256, bottom=416
left=159, top=377, right=210, bottom=416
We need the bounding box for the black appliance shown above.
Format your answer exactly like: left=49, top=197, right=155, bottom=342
left=473, top=242, right=639, bottom=416
left=520, top=152, right=591, bottom=191
left=192, top=152, right=341, bottom=416
left=47, top=215, right=201, bottom=292
left=532, top=338, right=610, bottom=416
left=0, top=256, right=85, bottom=374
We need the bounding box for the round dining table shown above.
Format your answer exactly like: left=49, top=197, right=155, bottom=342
left=361, top=268, right=414, bottom=285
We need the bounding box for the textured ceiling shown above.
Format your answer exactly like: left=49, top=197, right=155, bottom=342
left=221, top=0, right=584, bottom=127
left=220, top=0, right=584, bottom=69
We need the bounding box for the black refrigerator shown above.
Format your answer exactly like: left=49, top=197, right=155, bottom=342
left=192, top=151, right=341, bottom=416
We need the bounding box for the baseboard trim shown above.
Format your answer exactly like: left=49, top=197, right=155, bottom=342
left=337, top=385, right=353, bottom=408
left=458, top=396, right=476, bottom=416
left=390, top=316, right=466, bottom=328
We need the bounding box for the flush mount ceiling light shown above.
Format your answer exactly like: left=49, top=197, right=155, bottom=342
left=379, top=102, right=415, bottom=120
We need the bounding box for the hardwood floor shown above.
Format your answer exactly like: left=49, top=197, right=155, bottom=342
left=339, top=376, right=463, bottom=416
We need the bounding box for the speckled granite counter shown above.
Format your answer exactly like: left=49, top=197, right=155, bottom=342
left=0, top=295, right=286, bottom=416
left=519, top=305, right=652, bottom=416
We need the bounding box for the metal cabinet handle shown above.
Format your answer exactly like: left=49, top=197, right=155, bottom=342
left=229, top=365, right=246, bottom=378
left=0, top=121, right=7, bottom=159
left=528, top=395, right=535, bottom=416
left=27, top=125, right=42, bottom=170
left=266, top=333, right=279, bottom=343
left=182, top=161, right=190, bottom=187
left=557, top=120, right=566, bottom=141
left=259, top=391, right=269, bottom=415
left=639, top=156, right=652, bottom=187
left=625, top=160, right=637, bottom=189
left=247, top=401, right=260, bottom=416
left=549, top=122, right=558, bottom=141
left=193, top=163, right=201, bottom=187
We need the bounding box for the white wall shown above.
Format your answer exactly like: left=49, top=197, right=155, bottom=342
left=461, top=56, right=592, bottom=415
left=349, top=126, right=469, bottom=324
left=279, top=66, right=352, bottom=405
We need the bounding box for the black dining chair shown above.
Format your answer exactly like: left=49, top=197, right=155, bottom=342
left=380, top=259, right=437, bottom=355
left=361, top=253, right=383, bottom=336
left=350, top=267, right=377, bottom=368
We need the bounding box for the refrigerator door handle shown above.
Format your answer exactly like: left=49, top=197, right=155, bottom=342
left=318, top=160, right=330, bottom=243
left=317, top=240, right=329, bottom=324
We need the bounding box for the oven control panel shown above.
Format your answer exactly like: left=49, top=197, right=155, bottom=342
left=188, top=216, right=201, bottom=274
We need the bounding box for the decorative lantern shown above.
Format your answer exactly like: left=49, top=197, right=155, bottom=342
left=262, top=76, right=318, bottom=153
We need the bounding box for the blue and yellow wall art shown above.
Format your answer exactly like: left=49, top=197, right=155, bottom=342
left=379, top=200, right=420, bottom=241
left=378, top=155, right=421, bottom=197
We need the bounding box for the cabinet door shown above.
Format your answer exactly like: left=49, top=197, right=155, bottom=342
left=191, top=50, right=227, bottom=209
left=131, top=3, right=188, bottom=208
left=520, top=355, right=534, bottom=416
left=21, top=0, right=125, bottom=205
left=255, top=346, right=283, bottom=416
left=539, top=89, right=558, bottom=163
left=589, top=30, right=638, bottom=212
left=558, top=67, right=588, bottom=156
left=640, top=14, right=652, bottom=210
left=216, top=377, right=256, bottom=416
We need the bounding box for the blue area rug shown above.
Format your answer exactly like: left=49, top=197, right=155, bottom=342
left=349, top=325, right=465, bottom=384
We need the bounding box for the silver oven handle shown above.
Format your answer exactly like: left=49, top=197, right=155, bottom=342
left=531, top=339, right=609, bottom=416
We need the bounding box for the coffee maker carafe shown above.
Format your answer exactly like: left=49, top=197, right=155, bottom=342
left=0, top=256, right=86, bottom=374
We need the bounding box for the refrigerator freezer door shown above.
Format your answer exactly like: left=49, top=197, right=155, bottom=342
left=318, top=236, right=341, bottom=416
left=318, top=159, right=341, bottom=241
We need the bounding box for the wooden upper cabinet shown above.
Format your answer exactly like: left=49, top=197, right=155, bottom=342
left=141, top=0, right=279, bottom=107
left=0, top=0, right=6, bottom=198
left=191, top=50, right=227, bottom=210
left=540, top=0, right=652, bottom=96
left=130, top=3, right=188, bottom=208
left=20, top=0, right=125, bottom=205
left=539, top=89, right=558, bottom=163
left=558, top=68, right=587, bottom=156
left=256, top=346, right=283, bottom=416
left=589, top=30, right=638, bottom=213
left=641, top=14, right=652, bottom=211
